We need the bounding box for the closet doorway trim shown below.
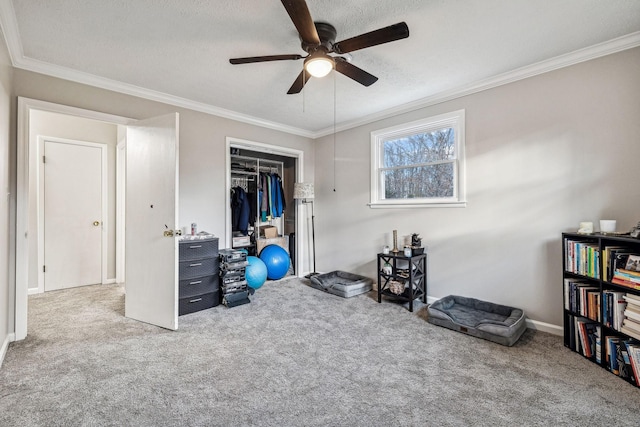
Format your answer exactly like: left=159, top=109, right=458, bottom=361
left=225, top=137, right=304, bottom=277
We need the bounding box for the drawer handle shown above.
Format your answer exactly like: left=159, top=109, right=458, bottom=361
left=189, top=245, right=202, bottom=249
left=189, top=263, right=202, bottom=267
left=189, top=280, right=202, bottom=285
left=189, top=298, right=203, bottom=303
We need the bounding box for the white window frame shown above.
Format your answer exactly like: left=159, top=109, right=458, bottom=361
left=369, top=109, right=466, bottom=208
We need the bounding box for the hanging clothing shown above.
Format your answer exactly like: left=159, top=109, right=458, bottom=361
left=231, top=186, right=251, bottom=235
left=257, top=172, right=286, bottom=220
left=260, top=173, right=269, bottom=222
left=276, top=173, right=286, bottom=215
left=271, top=173, right=285, bottom=218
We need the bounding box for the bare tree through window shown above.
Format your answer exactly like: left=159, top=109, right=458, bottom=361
left=381, top=128, right=455, bottom=199
left=370, top=110, right=465, bottom=207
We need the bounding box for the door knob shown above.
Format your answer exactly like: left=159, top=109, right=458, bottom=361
left=163, top=229, right=183, bottom=237
left=93, top=221, right=100, bottom=226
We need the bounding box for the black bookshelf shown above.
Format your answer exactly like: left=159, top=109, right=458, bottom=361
left=562, top=232, right=640, bottom=388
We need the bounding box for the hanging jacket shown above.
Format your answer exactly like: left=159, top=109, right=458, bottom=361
left=231, top=186, right=251, bottom=235
left=271, top=174, right=283, bottom=217
left=266, top=173, right=274, bottom=219
left=260, top=173, right=268, bottom=222
left=276, top=173, right=286, bottom=215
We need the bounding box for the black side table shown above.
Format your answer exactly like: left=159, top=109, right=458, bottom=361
left=377, top=252, right=427, bottom=312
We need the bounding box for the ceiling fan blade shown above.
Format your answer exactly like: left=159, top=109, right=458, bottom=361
left=333, top=22, right=409, bottom=54
left=280, top=0, right=320, bottom=45
left=229, top=54, right=303, bottom=65
left=287, top=70, right=312, bottom=94
left=334, top=58, right=378, bottom=87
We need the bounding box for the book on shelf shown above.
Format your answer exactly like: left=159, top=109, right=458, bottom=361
left=595, top=325, right=602, bottom=364
left=602, top=290, right=627, bottom=330
left=624, top=341, right=640, bottom=384
left=626, top=309, right=640, bottom=323
left=564, top=239, right=600, bottom=278
left=573, top=317, right=598, bottom=359
left=618, top=268, right=640, bottom=278
left=603, top=246, right=624, bottom=281
left=606, top=336, right=621, bottom=374
left=614, top=270, right=640, bottom=283
left=623, top=292, right=640, bottom=304
left=621, top=327, right=640, bottom=341
left=623, top=318, right=640, bottom=333
left=564, top=279, right=599, bottom=320
left=625, top=300, right=640, bottom=314
left=611, top=277, right=640, bottom=290
left=617, top=342, right=635, bottom=382
left=609, top=253, right=640, bottom=289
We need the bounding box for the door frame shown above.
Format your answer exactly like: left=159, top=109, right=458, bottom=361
left=37, top=136, right=109, bottom=293
left=16, top=97, right=134, bottom=340
left=225, top=137, right=305, bottom=277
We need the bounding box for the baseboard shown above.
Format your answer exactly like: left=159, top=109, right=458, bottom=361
left=27, top=287, right=40, bottom=295
left=0, top=333, right=15, bottom=368
left=526, top=319, right=563, bottom=336
left=103, top=279, right=116, bottom=284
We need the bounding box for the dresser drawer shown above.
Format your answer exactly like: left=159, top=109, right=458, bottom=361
left=179, top=290, right=219, bottom=316
left=179, top=274, right=219, bottom=298
left=179, top=238, right=218, bottom=261
left=179, top=257, right=218, bottom=280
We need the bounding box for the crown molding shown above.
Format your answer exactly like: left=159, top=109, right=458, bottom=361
left=13, top=56, right=317, bottom=138
left=0, top=0, right=23, bottom=64
left=1, top=0, right=638, bottom=140
left=312, top=31, right=640, bottom=138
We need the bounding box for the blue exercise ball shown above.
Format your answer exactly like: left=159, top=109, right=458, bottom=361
left=245, top=256, right=267, bottom=289
left=259, top=245, right=290, bottom=280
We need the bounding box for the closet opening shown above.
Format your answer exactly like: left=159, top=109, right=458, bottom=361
left=225, top=138, right=304, bottom=277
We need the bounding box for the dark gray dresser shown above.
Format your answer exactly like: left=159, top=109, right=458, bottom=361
left=178, top=236, right=220, bottom=315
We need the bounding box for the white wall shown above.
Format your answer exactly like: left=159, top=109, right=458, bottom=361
left=7, top=67, right=315, bottom=333
left=0, top=29, right=13, bottom=363
left=4, top=36, right=638, bottom=335
left=11, top=70, right=315, bottom=241
left=313, top=47, right=640, bottom=327
left=27, top=110, right=118, bottom=290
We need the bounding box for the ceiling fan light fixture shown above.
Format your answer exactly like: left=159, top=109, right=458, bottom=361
left=304, top=54, right=334, bottom=78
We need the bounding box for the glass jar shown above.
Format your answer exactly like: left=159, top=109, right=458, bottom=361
left=382, top=262, right=392, bottom=275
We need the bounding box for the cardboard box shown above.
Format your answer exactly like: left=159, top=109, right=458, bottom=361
left=260, top=225, right=278, bottom=239
left=257, top=236, right=289, bottom=255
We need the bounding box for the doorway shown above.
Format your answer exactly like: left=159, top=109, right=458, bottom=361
left=225, top=137, right=305, bottom=277
left=39, top=137, right=107, bottom=291
left=15, top=97, right=133, bottom=340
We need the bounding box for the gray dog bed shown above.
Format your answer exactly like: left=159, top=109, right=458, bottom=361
left=427, top=295, right=526, bottom=346
left=309, top=271, right=373, bottom=298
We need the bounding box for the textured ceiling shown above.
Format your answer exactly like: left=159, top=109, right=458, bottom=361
left=2, top=0, right=640, bottom=136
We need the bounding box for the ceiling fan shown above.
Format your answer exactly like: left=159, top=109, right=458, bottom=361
left=229, top=0, right=409, bottom=94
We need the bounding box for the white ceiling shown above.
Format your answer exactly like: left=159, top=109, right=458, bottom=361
left=1, top=0, right=640, bottom=137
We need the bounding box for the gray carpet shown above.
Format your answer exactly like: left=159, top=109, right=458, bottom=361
left=1, top=279, right=639, bottom=426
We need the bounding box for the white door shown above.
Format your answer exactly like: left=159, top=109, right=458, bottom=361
left=42, top=139, right=104, bottom=291
left=125, top=113, right=179, bottom=330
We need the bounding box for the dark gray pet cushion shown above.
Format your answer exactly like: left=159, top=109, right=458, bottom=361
left=309, top=271, right=373, bottom=298
left=427, top=295, right=527, bottom=346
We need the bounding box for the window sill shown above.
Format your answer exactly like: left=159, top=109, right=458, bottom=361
left=368, top=201, right=467, bottom=209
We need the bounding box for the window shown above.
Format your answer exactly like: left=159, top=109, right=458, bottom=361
left=370, top=110, right=466, bottom=208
